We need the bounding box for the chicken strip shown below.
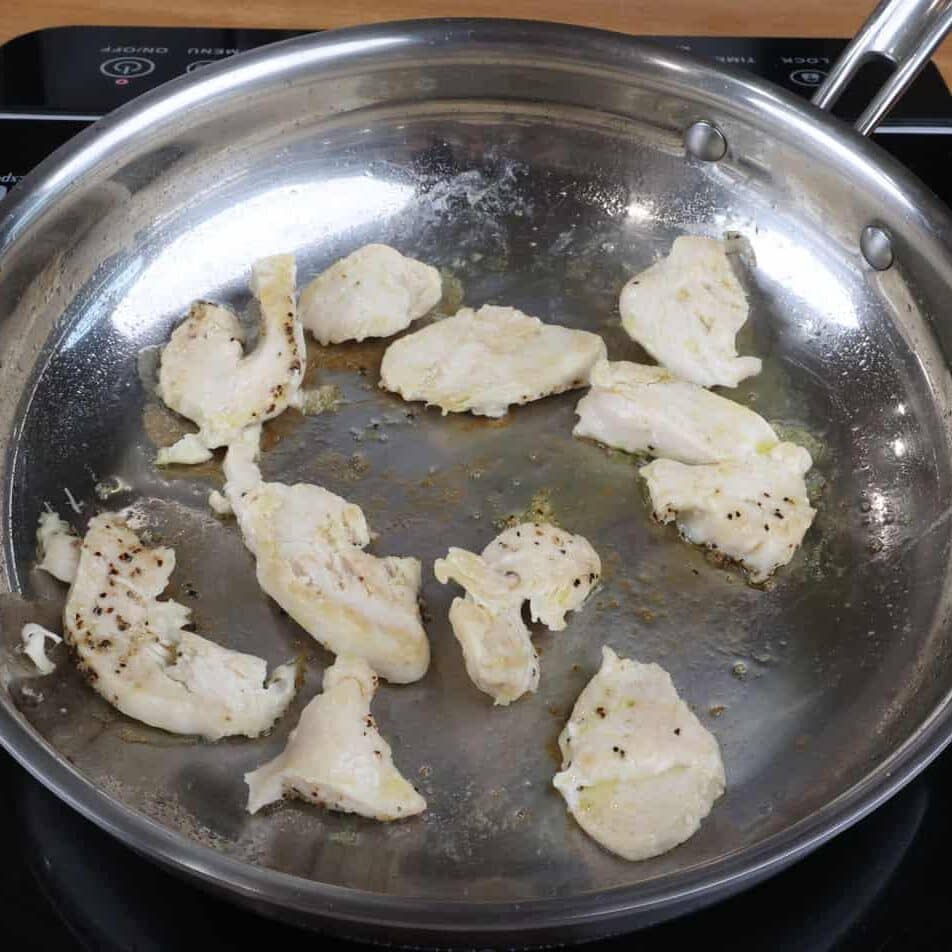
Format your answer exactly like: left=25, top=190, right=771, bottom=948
left=220, top=438, right=429, bottom=684
left=156, top=254, right=305, bottom=464
left=21, top=623, right=62, bottom=675
left=640, top=442, right=816, bottom=582
left=245, top=656, right=426, bottom=819
left=63, top=515, right=296, bottom=739
left=619, top=237, right=761, bottom=389
left=300, top=244, right=442, bottom=345
left=434, top=523, right=600, bottom=705
left=574, top=360, right=778, bottom=464
left=437, top=548, right=540, bottom=705
left=380, top=305, right=607, bottom=417
left=36, top=510, right=81, bottom=583
left=553, top=646, right=725, bottom=862
left=481, top=523, right=602, bottom=630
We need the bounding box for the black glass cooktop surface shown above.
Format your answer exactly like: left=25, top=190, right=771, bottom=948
left=2, top=26, right=951, bottom=952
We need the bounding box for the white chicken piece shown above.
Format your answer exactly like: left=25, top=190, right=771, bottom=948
left=156, top=254, right=305, bottom=464
left=436, top=548, right=540, bottom=705
left=220, top=440, right=429, bottom=684
left=380, top=305, right=607, bottom=417
left=63, top=515, right=296, bottom=740
left=36, top=510, right=80, bottom=583
left=300, top=244, right=442, bottom=345
left=574, top=360, right=778, bottom=464
left=640, top=442, right=816, bottom=582
left=434, top=523, right=600, bottom=705
left=245, top=656, right=426, bottom=819
left=157, top=433, right=214, bottom=466
left=481, top=523, right=602, bottom=630
left=619, top=237, right=761, bottom=389
left=21, top=623, right=62, bottom=675
left=553, top=646, right=725, bottom=862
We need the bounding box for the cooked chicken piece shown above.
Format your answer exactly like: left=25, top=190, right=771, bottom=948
left=63, top=515, right=296, bottom=739
left=380, top=305, right=607, bottom=417
left=434, top=523, right=600, bottom=705
left=300, top=244, right=442, bottom=345
left=437, top=547, right=539, bottom=705
left=156, top=255, right=305, bottom=464
left=245, top=656, right=426, bottom=819
left=36, top=510, right=80, bottom=583
left=21, top=623, right=62, bottom=675
left=553, top=646, right=725, bottom=862
left=619, top=237, right=761, bottom=389
left=481, top=523, right=602, bottom=630
left=220, top=439, right=429, bottom=684
left=156, top=433, right=215, bottom=466
left=640, top=442, right=815, bottom=582
left=574, top=360, right=778, bottom=464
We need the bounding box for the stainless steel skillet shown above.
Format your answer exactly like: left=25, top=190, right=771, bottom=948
left=3, top=2, right=952, bottom=945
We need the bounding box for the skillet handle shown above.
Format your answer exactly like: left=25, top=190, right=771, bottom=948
left=812, top=0, right=952, bottom=136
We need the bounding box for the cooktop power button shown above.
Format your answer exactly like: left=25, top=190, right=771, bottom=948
left=100, top=56, right=156, bottom=79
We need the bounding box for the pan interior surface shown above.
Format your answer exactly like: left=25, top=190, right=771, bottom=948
left=2, top=22, right=952, bottom=933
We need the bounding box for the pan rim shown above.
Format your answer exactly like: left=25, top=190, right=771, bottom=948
left=3, top=700, right=951, bottom=933
left=3, top=16, right=952, bottom=938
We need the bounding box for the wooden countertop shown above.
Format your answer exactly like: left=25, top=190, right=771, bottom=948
left=2, top=1, right=951, bottom=81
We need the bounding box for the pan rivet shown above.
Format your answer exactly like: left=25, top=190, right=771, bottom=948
left=684, top=121, right=727, bottom=162
left=861, top=225, right=894, bottom=271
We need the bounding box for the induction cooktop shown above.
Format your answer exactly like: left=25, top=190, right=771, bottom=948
left=2, top=26, right=951, bottom=952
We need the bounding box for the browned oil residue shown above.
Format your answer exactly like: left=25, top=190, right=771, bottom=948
left=409, top=464, right=469, bottom=508
left=437, top=270, right=464, bottom=315
left=364, top=493, right=390, bottom=516
left=414, top=479, right=463, bottom=508
left=141, top=404, right=223, bottom=482
left=305, top=337, right=388, bottom=382
left=496, top=487, right=559, bottom=530
left=116, top=726, right=199, bottom=747
left=314, top=450, right=371, bottom=483
left=637, top=608, right=656, bottom=623
left=142, top=402, right=190, bottom=448
left=545, top=735, right=564, bottom=765
left=167, top=457, right=223, bottom=484
left=525, top=488, right=556, bottom=524
left=262, top=407, right=305, bottom=451
left=597, top=547, right=623, bottom=583
left=458, top=415, right=513, bottom=433
left=1, top=593, right=62, bottom=664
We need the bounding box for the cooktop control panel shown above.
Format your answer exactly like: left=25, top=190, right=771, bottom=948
left=1, top=26, right=950, bottom=199
left=1, top=26, right=949, bottom=119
